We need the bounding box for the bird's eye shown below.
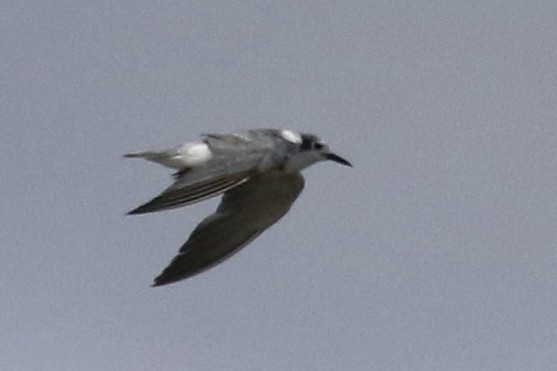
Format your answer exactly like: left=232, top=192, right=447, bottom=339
left=313, top=142, right=324, bottom=150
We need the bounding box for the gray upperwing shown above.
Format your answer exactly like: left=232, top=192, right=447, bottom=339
left=164, top=131, right=283, bottom=192
left=127, top=133, right=279, bottom=214
left=127, top=173, right=251, bottom=214
left=152, top=172, right=305, bottom=286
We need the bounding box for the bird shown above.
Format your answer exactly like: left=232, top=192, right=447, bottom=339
left=125, top=128, right=352, bottom=286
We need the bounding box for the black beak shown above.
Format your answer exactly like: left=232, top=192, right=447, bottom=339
left=326, top=153, right=352, bottom=167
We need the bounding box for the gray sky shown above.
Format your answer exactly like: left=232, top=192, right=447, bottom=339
left=2, top=1, right=556, bottom=370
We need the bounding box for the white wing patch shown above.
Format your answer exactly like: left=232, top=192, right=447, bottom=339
left=280, top=129, right=302, bottom=144
left=176, top=142, right=213, bottom=167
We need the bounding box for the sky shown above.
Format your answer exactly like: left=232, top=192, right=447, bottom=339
left=2, top=1, right=556, bottom=370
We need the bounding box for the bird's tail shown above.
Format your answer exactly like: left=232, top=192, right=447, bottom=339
left=123, top=149, right=183, bottom=169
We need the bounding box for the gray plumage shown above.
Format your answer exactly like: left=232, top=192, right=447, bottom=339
left=125, top=129, right=351, bottom=286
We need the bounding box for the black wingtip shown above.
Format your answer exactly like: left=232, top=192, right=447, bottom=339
left=151, top=272, right=177, bottom=287
left=150, top=268, right=167, bottom=286
left=126, top=199, right=161, bottom=215
left=152, top=266, right=191, bottom=287
left=151, top=276, right=174, bottom=287
left=127, top=206, right=146, bottom=215
left=152, top=268, right=171, bottom=287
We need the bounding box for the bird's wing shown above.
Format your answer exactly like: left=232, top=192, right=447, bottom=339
left=127, top=171, right=252, bottom=214
left=152, top=172, right=305, bottom=286
left=127, top=133, right=281, bottom=215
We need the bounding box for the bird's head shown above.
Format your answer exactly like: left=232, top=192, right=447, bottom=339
left=279, top=129, right=352, bottom=171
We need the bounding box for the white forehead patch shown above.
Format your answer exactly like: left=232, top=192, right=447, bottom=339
left=280, top=129, right=303, bottom=144
left=176, top=142, right=213, bottom=167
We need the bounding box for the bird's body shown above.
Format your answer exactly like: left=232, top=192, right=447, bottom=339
left=125, top=129, right=351, bottom=286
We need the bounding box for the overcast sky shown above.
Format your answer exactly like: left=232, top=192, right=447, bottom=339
left=2, top=1, right=556, bottom=370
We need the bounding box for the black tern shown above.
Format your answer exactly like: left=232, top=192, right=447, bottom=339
left=125, top=128, right=351, bottom=286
